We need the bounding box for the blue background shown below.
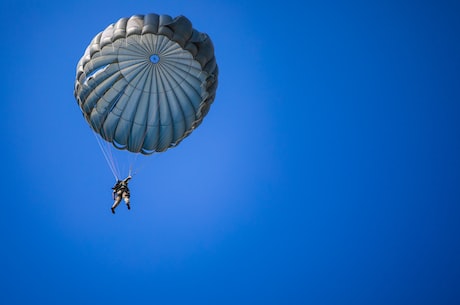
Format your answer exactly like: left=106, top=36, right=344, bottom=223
left=1, top=0, right=459, bottom=304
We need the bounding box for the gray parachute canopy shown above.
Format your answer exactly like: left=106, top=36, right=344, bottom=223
left=74, top=14, right=218, bottom=154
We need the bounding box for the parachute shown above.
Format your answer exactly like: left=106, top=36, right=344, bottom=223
left=74, top=14, right=218, bottom=154
left=74, top=14, right=218, bottom=178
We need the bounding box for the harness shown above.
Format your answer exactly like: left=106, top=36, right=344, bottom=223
left=113, top=181, right=130, bottom=196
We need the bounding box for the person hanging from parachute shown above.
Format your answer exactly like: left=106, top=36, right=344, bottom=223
left=74, top=13, right=218, bottom=213
left=111, top=176, right=132, bottom=214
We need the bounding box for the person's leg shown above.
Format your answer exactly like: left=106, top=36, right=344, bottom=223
left=111, top=195, right=122, bottom=214
left=123, top=192, right=131, bottom=210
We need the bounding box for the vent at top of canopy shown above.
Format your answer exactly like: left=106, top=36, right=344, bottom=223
left=74, top=14, right=218, bottom=154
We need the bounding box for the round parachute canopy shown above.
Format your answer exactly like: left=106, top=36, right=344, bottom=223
left=74, top=14, right=218, bottom=154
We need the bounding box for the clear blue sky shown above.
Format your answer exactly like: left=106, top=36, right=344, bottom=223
left=1, top=0, right=460, bottom=304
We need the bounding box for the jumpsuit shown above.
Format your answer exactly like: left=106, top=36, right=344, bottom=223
left=111, top=178, right=131, bottom=213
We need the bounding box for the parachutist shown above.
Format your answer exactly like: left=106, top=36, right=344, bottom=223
left=111, top=176, right=132, bottom=214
